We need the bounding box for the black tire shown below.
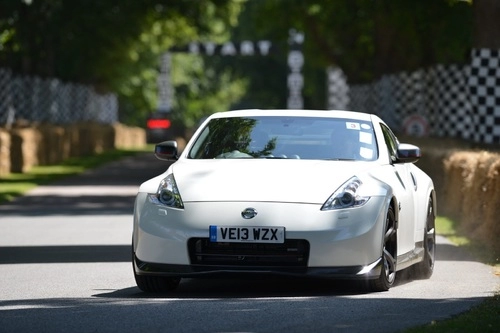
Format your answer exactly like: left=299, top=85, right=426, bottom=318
left=413, top=196, right=436, bottom=279
left=369, top=205, right=397, bottom=292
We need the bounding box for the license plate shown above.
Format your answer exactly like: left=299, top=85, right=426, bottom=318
left=209, top=226, right=285, bottom=243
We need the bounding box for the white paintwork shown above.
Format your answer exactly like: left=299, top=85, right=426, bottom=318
left=133, top=109, right=435, bottom=277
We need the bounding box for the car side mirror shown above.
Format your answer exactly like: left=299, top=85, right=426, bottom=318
left=155, top=140, right=178, bottom=160
left=395, top=143, right=420, bottom=164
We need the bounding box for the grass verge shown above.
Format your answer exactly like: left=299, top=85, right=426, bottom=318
left=0, top=147, right=150, bottom=204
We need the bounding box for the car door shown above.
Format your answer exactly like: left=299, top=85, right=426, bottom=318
left=379, top=124, right=417, bottom=256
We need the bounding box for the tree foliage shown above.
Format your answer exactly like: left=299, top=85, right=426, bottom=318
left=0, top=0, right=244, bottom=125
left=0, top=0, right=479, bottom=126
left=171, top=54, right=248, bottom=129
left=226, top=0, right=473, bottom=110
left=473, top=0, right=500, bottom=48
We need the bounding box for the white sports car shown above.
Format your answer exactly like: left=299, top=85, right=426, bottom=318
left=132, top=109, right=436, bottom=292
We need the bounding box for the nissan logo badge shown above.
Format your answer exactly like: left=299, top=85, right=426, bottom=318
left=241, top=208, right=257, bottom=219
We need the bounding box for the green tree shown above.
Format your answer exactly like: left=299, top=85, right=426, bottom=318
left=0, top=0, right=479, bottom=126
left=473, top=0, right=500, bottom=48
left=223, top=0, right=473, bottom=110
left=170, top=53, right=248, bottom=130
left=0, top=0, right=244, bottom=125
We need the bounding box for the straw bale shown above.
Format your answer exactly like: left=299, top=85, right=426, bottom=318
left=443, top=150, right=500, bottom=252
left=63, top=124, right=81, bottom=158
left=113, top=123, right=146, bottom=149
left=36, top=124, right=69, bottom=165
left=131, top=127, right=146, bottom=148
left=75, top=123, right=114, bottom=155
left=442, top=152, right=478, bottom=219
left=9, top=128, right=39, bottom=173
left=112, top=123, right=126, bottom=148
left=0, top=129, right=11, bottom=176
left=112, top=123, right=131, bottom=149
left=91, top=124, right=115, bottom=153
left=481, top=157, right=500, bottom=253
left=461, top=152, right=497, bottom=238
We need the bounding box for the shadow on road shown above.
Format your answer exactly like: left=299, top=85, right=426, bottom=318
left=0, top=153, right=172, bottom=216
left=0, top=245, right=131, bottom=264
left=0, top=242, right=477, bottom=265
left=0, top=293, right=489, bottom=333
left=95, top=278, right=378, bottom=298
left=0, top=195, right=137, bottom=216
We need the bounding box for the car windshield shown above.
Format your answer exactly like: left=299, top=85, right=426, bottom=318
left=188, top=116, right=378, bottom=161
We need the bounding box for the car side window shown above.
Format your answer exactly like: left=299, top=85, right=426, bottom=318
left=380, top=124, right=398, bottom=163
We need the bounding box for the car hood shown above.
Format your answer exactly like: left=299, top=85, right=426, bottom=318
left=166, top=159, right=376, bottom=204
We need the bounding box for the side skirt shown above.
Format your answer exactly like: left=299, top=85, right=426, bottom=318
left=396, top=241, right=424, bottom=271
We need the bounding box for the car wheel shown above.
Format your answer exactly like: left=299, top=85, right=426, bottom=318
left=413, top=196, right=436, bottom=279
left=369, top=205, right=397, bottom=292
left=132, top=243, right=181, bottom=292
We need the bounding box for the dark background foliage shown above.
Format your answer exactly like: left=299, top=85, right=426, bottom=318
left=1, top=0, right=498, bottom=128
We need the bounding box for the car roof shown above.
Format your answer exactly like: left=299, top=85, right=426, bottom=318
left=209, top=109, right=375, bottom=122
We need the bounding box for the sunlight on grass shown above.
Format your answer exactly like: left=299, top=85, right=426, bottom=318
left=405, top=292, right=499, bottom=333
left=436, top=216, right=470, bottom=246
left=437, top=215, right=499, bottom=266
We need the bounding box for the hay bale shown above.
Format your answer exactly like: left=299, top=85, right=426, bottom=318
left=113, top=123, right=146, bottom=149
left=131, top=126, right=146, bottom=148
left=0, top=129, right=11, bottom=176
left=443, top=150, right=500, bottom=253
left=480, top=157, right=500, bottom=253
left=461, top=152, right=497, bottom=238
left=63, top=124, right=81, bottom=158
left=36, top=124, right=69, bottom=165
left=93, top=124, right=115, bottom=153
left=9, top=128, right=39, bottom=173
left=442, top=152, right=477, bottom=219
left=76, top=123, right=114, bottom=155
left=76, top=123, right=94, bottom=156
left=112, top=123, right=130, bottom=149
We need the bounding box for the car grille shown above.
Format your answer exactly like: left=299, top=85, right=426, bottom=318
left=188, top=238, right=310, bottom=267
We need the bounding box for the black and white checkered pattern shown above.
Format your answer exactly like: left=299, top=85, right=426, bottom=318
left=349, top=84, right=375, bottom=114
left=349, top=70, right=429, bottom=133
left=326, top=67, right=350, bottom=110
left=376, top=70, right=427, bottom=132
left=468, top=49, right=500, bottom=144
left=333, top=48, right=500, bottom=145
left=427, top=64, right=473, bottom=139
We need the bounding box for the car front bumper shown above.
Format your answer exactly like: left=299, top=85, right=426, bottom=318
left=133, top=255, right=383, bottom=280
left=133, top=193, right=389, bottom=280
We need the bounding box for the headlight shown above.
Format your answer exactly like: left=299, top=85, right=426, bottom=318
left=321, top=176, right=370, bottom=210
left=150, top=174, right=184, bottom=209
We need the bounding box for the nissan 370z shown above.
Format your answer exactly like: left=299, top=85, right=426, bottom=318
left=132, top=109, right=436, bottom=292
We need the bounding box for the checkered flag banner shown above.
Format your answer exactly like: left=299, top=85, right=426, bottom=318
left=328, top=48, right=500, bottom=145
left=468, top=49, right=500, bottom=144
left=427, top=64, right=473, bottom=139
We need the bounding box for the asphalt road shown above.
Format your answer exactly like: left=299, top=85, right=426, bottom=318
left=0, top=152, right=498, bottom=333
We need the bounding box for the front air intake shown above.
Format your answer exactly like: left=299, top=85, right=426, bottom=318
left=188, top=238, right=310, bottom=267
